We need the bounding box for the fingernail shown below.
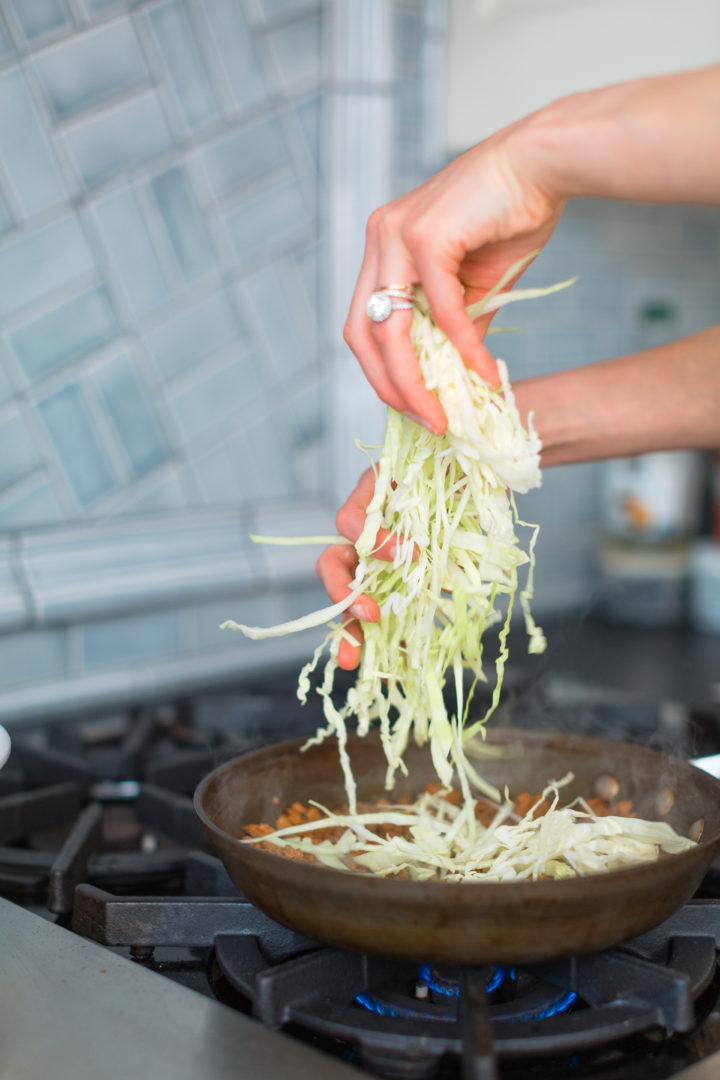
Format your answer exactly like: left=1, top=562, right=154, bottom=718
left=405, top=412, right=439, bottom=435
left=350, top=603, right=370, bottom=621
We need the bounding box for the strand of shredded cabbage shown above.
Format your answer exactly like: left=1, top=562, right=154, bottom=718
left=223, top=258, right=698, bottom=877
left=223, top=256, right=576, bottom=814
left=243, top=777, right=696, bottom=882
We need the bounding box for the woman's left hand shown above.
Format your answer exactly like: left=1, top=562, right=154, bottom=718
left=315, top=468, right=397, bottom=670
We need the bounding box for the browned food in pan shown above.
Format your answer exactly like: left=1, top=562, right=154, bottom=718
left=242, top=784, right=637, bottom=870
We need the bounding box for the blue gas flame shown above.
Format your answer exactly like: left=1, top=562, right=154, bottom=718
left=417, top=964, right=508, bottom=998
left=354, top=993, right=426, bottom=1019
left=354, top=965, right=577, bottom=1021
left=521, top=989, right=578, bottom=1020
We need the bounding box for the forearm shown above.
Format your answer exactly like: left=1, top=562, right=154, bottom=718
left=518, top=65, right=720, bottom=205
left=514, top=325, right=720, bottom=466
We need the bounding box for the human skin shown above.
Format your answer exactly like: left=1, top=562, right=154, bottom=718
left=318, top=326, right=720, bottom=669
left=342, top=65, right=720, bottom=435
left=324, top=64, right=720, bottom=670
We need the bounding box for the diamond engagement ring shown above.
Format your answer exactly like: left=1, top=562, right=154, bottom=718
left=366, top=285, right=415, bottom=323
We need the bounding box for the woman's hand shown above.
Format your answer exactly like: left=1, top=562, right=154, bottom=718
left=343, top=66, right=720, bottom=437
left=343, top=123, right=564, bottom=435
left=315, top=468, right=397, bottom=670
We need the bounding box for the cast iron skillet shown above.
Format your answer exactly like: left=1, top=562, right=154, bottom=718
left=194, top=729, right=720, bottom=964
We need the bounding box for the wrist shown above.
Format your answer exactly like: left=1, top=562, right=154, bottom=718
left=510, top=98, right=585, bottom=203
left=511, top=83, right=629, bottom=204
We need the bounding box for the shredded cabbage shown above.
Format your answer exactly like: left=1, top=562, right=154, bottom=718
left=244, top=776, right=696, bottom=881
left=223, top=256, right=574, bottom=812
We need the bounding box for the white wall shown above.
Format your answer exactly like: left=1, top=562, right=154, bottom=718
left=447, top=0, right=720, bottom=150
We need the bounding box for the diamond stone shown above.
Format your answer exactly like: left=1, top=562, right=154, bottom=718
left=366, top=292, right=392, bottom=322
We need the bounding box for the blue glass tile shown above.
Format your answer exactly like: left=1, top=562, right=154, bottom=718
left=242, top=405, right=295, bottom=499
left=9, top=0, right=68, bottom=41
left=250, top=0, right=316, bottom=18
left=92, top=188, right=171, bottom=320
left=0, top=69, right=66, bottom=219
left=0, top=628, right=68, bottom=688
left=94, top=352, right=170, bottom=478
left=169, top=349, right=265, bottom=441
left=200, top=114, right=290, bottom=199
left=278, top=583, right=328, bottom=622
left=0, top=215, right=94, bottom=320
left=81, top=609, right=179, bottom=668
left=224, top=179, right=312, bottom=260
left=0, top=190, right=13, bottom=235
left=201, top=0, right=266, bottom=110
left=148, top=1, right=219, bottom=130
left=0, top=412, right=41, bottom=491
left=395, top=8, right=425, bottom=70
left=116, top=471, right=187, bottom=515
left=294, top=242, right=318, bottom=313
left=145, top=291, right=241, bottom=380
left=264, top=13, right=321, bottom=91
left=65, top=92, right=173, bottom=189
left=0, top=14, right=14, bottom=59
left=0, top=539, right=26, bottom=628
left=0, top=478, right=63, bottom=529
left=8, top=286, right=120, bottom=384
left=33, top=19, right=148, bottom=119
left=192, top=439, right=258, bottom=504
left=244, top=383, right=323, bottom=501
left=293, top=94, right=322, bottom=177
left=0, top=363, right=13, bottom=406
left=195, top=595, right=254, bottom=652
left=37, top=383, right=116, bottom=507
left=683, top=212, right=720, bottom=257
left=238, top=261, right=316, bottom=378
left=396, top=75, right=423, bottom=134
left=149, top=166, right=215, bottom=283
left=24, top=516, right=255, bottom=621
left=82, top=0, right=122, bottom=13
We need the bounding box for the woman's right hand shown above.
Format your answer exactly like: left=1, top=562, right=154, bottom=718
left=342, top=120, right=565, bottom=435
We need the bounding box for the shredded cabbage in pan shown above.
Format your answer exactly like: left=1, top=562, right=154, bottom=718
left=244, top=777, right=696, bottom=882
left=223, top=255, right=573, bottom=812
left=223, top=254, right=697, bottom=878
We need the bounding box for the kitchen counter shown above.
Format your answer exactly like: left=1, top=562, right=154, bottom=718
left=509, top=616, right=720, bottom=706
left=0, top=899, right=361, bottom=1080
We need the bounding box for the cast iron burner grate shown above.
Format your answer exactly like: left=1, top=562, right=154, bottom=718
left=6, top=690, right=720, bottom=1079
left=0, top=688, right=319, bottom=906
left=70, top=882, right=720, bottom=1080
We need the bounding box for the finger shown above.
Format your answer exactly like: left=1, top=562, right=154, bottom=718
left=371, top=237, right=447, bottom=433
left=315, top=545, right=380, bottom=622
left=338, top=618, right=364, bottom=670
left=464, top=329, right=502, bottom=386
left=336, top=468, right=419, bottom=561
left=335, top=468, right=376, bottom=542
left=344, top=232, right=408, bottom=414
left=423, top=267, right=500, bottom=386
left=344, top=317, right=408, bottom=414
left=410, top=247, right=500, bottom=388
left=372, top=311, right=447, bottom=434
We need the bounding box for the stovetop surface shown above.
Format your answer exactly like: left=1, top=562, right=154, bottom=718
left=3, top=672, right=720, bottom=1080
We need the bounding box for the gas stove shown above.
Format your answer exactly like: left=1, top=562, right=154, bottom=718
left=3, top=678, right=720, bottom=1080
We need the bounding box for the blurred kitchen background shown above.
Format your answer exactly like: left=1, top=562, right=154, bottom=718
left=0, top=0, right=719, bottom=723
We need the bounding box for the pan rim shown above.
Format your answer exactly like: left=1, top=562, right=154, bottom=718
left=194, top=728, right=720, bottom=896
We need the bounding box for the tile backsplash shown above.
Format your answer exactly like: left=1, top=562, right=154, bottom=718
left=0, top=0, right=431, bottom=717
left=0, top=0, right=718, bottom=719
left=0, top=0, right=331, bottom=529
